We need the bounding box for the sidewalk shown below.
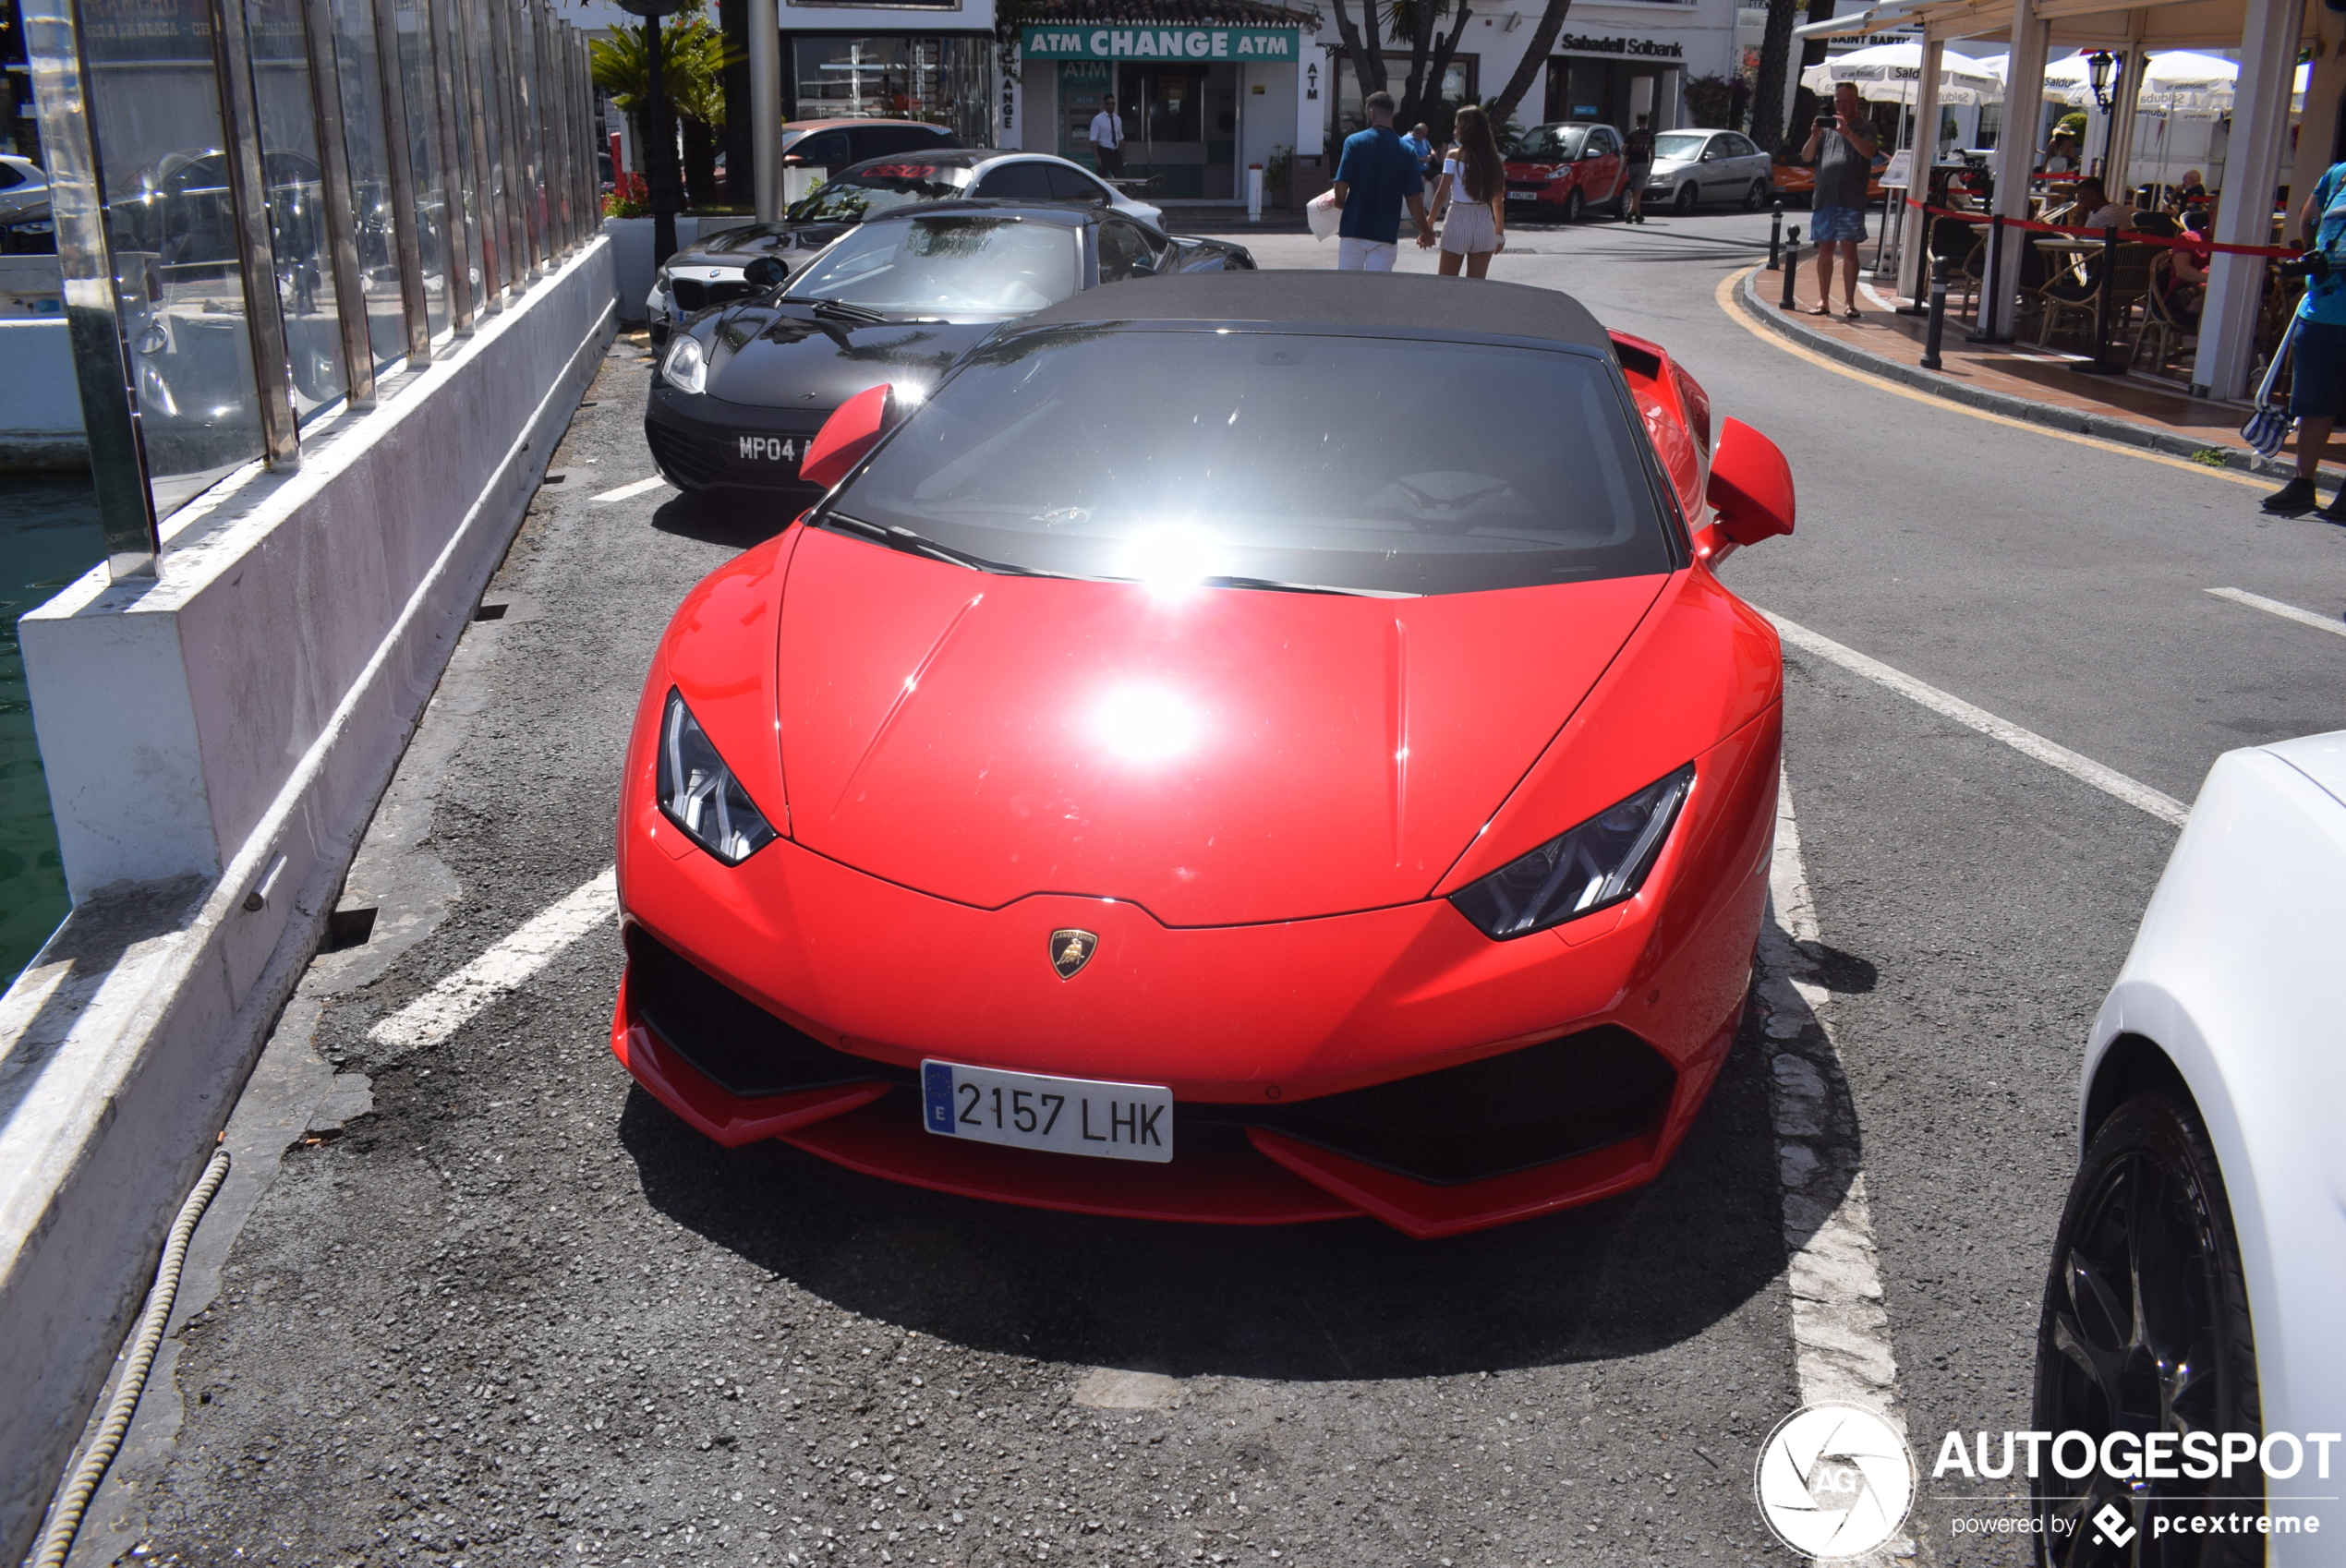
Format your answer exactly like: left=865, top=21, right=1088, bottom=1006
left=1733, top=263, right=2343, bottom=483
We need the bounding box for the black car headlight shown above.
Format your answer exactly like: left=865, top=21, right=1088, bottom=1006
left=1448, top=765, right=1695, bottom=940
left=660, top=333, right=707, bottom=395
left=658, top=690, right=778, bottom=864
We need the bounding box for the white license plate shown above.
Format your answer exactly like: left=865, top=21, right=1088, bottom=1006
left=920, top=1060, right=1173, bottom=1163
left=728, top=432, right=802, bottom=472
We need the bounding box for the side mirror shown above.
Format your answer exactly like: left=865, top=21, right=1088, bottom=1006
left=1127, top=260, right=1157, bottom=278
left=742, top=256, right=787, bottom=288
left=1705, top=416, right=1796, bottom=549
left=800, top=381, right=902, bottom=491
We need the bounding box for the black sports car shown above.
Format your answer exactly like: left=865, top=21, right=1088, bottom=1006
left=643, top=199, right=1252, bottom=501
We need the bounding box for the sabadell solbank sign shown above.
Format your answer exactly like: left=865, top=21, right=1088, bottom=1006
left=1021, top=26, right=1300, bottom=60
left=1556, top=33, right=1687, bottom=59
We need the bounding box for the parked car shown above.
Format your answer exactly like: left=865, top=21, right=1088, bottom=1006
left=1642, top=128, right=1772, bottom=215
left=614, top=269, right=1801, bottom=1239
left=1771, top=150, right=1891, bottom=207
left=779, top=117, right=961, bottom=173
left=0, top=155, right=52, bottom=229
left=1504, top=122, right=1628, bottom=223
left=2030, top=730, right=2346, bottom=1563
left=644, top=199, right=1251, bottom=498
left=647, top=150, right=1167, bottom=335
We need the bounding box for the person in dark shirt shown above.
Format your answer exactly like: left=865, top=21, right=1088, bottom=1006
left=1623, top=114, right=1657, bottom=224
left=1331, top=90, right=1434, bottom=271
left=1801, top=81, right=1880, bottom=320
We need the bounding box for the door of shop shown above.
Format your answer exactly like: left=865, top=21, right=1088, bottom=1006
left=1545, top=57, right=1660, bottom=132
left=1053, top=60, right=1235, bottom=199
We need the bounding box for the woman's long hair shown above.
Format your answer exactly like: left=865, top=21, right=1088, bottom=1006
left=1450, top=104, right=1506, bottom=206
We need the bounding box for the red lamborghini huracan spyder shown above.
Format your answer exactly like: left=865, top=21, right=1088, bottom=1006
left=611, top=271, right=1796, bottom=1238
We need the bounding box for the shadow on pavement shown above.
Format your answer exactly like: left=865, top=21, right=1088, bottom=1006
left=616, top=997, right=1822, bottom=1382
left=648, top=488, right=801, bottom=551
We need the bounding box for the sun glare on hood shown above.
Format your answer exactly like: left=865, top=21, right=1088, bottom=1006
left=1119, top=525, right=1225, bottom=599
left=1093, top=685, right=1203, bottom=764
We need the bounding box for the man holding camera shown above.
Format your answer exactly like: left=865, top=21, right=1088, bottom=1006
left=2265, top=161, right=2346, bottom=517
left=1801, top=82, right=1880, bottom=320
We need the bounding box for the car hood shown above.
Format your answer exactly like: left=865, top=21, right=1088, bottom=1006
left=771, top=525, right=1671, bottom=925
left=705, top=310, right=1000, bottom=409
left=669, top=222, right=856, bottom=271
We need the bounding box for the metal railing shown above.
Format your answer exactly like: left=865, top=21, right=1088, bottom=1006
left=23, top=0, right=597, bottom=578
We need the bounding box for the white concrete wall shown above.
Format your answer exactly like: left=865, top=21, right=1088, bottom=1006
left=0, top=238, right=613, bottom=1561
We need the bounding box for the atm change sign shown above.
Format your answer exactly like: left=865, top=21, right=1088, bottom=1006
left=1021, top=26, right=1300, bottom=59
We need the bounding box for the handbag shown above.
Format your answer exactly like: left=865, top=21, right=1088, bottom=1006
left=2242, top=318, right=2300, bottom=458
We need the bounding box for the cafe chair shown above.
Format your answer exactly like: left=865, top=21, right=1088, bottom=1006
left=2130, top=249, right=2198, bottom=374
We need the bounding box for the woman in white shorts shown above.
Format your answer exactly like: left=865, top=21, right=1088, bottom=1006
left=1430, top=104, right=1507, bottom=279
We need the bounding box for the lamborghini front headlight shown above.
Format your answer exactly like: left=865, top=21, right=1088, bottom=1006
left=1448, top=765, right=1695, bottom=940
left=657, top=690, right=777, bottom=864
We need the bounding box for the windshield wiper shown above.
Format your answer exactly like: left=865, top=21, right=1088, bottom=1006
left=821, top=514, right=1068, bottom=578
left=1200, top=574, right=1418, bottom=598
left=808, top=298, right=888, bottom=325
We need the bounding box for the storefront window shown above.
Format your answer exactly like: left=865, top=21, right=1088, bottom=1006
left=790, top=36, right=993, bottom=147
left=1334, top=57, right=1475, bottom=138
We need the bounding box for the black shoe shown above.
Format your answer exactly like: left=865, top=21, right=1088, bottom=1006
left=2264, top=476, right=2317, bottom=513
left=2320, top=489, right=2346, bottom=524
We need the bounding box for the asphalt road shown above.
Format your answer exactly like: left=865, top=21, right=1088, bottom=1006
left=52, top=206, right=2346, bottom=1568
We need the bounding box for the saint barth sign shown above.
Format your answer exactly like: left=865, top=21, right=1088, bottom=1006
left=1020, top=26, right=1300, bottom=59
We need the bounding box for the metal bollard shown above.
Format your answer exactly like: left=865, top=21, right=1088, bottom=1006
left=1779, top=227, right=1801, bottom=309
left=1920, top=255, right=1951, bottom=369
left=1966, top=213, right=2009, bottom=344
left=1768, top=200, right=1784, bottom=271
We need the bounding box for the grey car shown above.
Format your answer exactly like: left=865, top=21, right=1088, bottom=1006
left=0, top=155, right=52, bottom=231
left=1642, top=129, right=1772, bottom=215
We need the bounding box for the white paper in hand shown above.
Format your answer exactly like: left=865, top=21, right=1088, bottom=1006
left=1307, top=188, right=1340, bottom=241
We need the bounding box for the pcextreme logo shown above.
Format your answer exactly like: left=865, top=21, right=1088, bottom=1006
left=1753, top=1404, right=1917, bottom=1560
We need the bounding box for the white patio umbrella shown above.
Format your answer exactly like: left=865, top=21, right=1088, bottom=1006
left=1800, top=42, right=2004, bottom=106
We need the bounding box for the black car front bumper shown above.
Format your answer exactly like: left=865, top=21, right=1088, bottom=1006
left=644, top=380, right=831, bottom=501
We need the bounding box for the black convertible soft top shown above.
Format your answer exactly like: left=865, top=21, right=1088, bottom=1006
left=1018, top=269, right=1613, bottom=353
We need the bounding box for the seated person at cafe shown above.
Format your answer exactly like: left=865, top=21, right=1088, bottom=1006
left=2042, top=133, right=2083, bottom=174
left=2171, top=168, right=2209, bottom=211
left=2073, top=176, right=2134, bottom=231
left=2160, top=213, right=2211, bottom=329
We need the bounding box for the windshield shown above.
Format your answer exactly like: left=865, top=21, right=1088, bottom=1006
left=829, top=328, right=1672, bottom=597
left=781, top=214, right=1080, bottom=316
left=1652, top=132, right=1709, bottom=161
left=784, top=163, right=974, bottom=224
left=1509, top=125, right=1588, bottom=163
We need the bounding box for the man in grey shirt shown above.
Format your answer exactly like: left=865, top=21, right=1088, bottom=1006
left=1801, top=81, right=1880, bottom=319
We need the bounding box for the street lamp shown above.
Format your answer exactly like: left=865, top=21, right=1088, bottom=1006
left=616, top=0, right=684, bottom=267
left=2086, top=50, right=2119, bottom=114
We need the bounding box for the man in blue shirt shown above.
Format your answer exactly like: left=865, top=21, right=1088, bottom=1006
left=1331, top=90, right=1434, bottom=271
left=1401, top=122, right=1434, bottom=176
left=2267, top=161, right=2346, bottom=516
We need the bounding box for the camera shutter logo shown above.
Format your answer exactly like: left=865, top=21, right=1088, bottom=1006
left=1753, top=1404, right=1916, bottom=1560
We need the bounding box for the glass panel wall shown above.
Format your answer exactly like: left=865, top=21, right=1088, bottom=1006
left=246, top=0, right=345, bottom=420
left=79, top=0, right=264, bottom=516
left=390, top=0, right=451, bottom=337
left=30, top=0, right=594, bottom=561
left=329, top=0, right=404, bottom=368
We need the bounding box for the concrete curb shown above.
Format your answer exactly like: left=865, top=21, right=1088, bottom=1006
left=0, top=244, right=615, bottom=1562
left=1732, top=265, right=2294, bottom=482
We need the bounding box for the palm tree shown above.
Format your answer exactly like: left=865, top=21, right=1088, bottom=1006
left=591, top=6, right=740, bottom=208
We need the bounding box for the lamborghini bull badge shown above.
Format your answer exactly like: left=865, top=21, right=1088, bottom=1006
left=1049, top=929, right=1098, bottom=979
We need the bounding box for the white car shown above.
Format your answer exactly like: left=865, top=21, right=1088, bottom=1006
left=646, top=149, right=1162, bottom=333
left=2032, top=730, right=2346, bottom=1563
left=1642, top=129, right=1772, bottom=216
left=0, top=154, right=51, bottom=228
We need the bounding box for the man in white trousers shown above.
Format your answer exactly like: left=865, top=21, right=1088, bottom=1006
left=1330, top=90, right=1433, bottom=270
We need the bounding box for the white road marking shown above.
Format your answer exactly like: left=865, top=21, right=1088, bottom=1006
left=1763, top=771, right=1915, bottom=1563
left=2207, top=585, right=2346, bottom=639
left=368, top=868, right=617, bottom=1052
left=592, top=476, right=671, bottom=503
left=1763, top=609, right=2192, bottom=827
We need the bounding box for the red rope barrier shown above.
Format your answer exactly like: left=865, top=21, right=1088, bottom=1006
left=1901, top=197, right=2298, bottom=258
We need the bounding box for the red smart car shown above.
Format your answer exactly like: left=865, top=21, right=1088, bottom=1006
left=1505, top=122, right=1628, bottom=223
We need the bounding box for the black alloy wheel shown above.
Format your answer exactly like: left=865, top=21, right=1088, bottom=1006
left=2032, top=1088, right=2262, bottom=1566
left=1743, top=178, right=1769, bottom=211
left=1674, top=182, right=1699, bottom=216
left=1562, top=187, right=1584, bottom=223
